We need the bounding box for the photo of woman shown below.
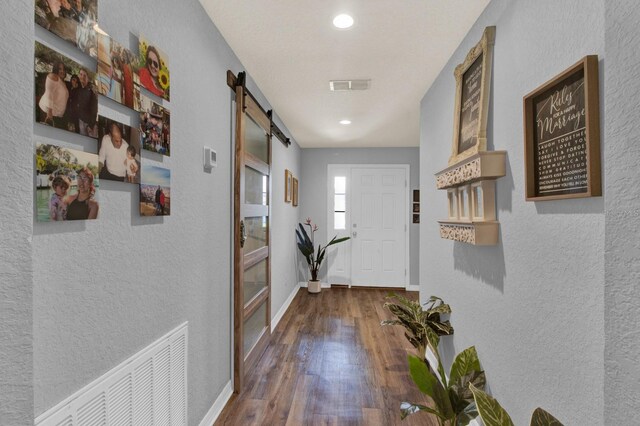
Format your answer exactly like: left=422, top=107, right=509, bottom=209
left=34, top=0, right=98, bottom=57
left=136, top=35, right=170, bottom=101
left=38, top=60, right=69, bottom=129
left=96, top=33, right=140, bottom=110
left=35, top=143, right=100, bottom=222
left=35, top=41, right=98, bottom=138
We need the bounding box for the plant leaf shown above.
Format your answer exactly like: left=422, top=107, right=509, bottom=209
left=469, top=383, right=514, bottom=426
left=297, top=224, right=312, bottom=246
left=327, top=236, right=350, bottom=246
left=408, top=355, right=453, bottom=418
left=530, top=408, right=564, bottom=426
left=400, top=402, right=446, bottom=420
left=456, top=402, right=479, bottom=426
left=449, top=371, right=486, bottom=413
left=408, top=355, right=439, bottom=399
left=449, top=346, right=482, bottom=385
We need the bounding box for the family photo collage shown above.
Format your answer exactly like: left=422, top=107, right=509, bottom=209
left=34, top=0, right=172, bottom=221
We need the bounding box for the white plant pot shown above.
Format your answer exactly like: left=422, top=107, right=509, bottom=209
left=307, top=280, right=321, bottom=294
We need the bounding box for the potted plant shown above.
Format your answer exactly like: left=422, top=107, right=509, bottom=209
left=381, top=294, right=454, bottom=360
left=296, top=218, right=350, bottom=293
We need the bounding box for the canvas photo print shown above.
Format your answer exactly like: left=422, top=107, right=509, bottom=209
left=138, top=95, right=171, bottom=156
left=36, top=143, right=100, bottom=222
left=34, top=0, right=98, bottom=57
left=97, top=116, right=141, bottom=184
left=139, top=163, right=170, bottom=216
left=35, top=41, right=98, bottom=138
left=136, top=35, right=170, bottom=101
left=96, top=33, right=141, bottom=110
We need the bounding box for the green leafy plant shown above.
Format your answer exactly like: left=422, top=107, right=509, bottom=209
left=381, top=294, right=454, bottom=358
left=401, top=346, right=486, bottom=426
left=469, top=384, right=564, bottom=426
left=295, top=218, right=349, bottom=281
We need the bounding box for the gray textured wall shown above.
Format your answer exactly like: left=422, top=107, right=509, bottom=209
left=420, top=0, right=605, bottom=424
left=299, top=148, right=420, bottom=286
left=270, top=137, right=302, bottom=321
left=0, top=0, right=34, bottom=424
left=27, top=0, right=300, bottom=424
left=604, top=1, right=640, bottom=423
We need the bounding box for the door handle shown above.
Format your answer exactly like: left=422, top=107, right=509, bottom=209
left=352, top=231, right=357, bottom=238
left=240, top=220, right=247, bottom=248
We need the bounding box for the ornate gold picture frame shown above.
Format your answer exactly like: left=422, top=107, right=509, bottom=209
left=449, top=26, right=496, bottom=166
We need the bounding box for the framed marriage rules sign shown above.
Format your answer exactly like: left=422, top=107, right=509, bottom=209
left=523, top=56, right=601, bottom=201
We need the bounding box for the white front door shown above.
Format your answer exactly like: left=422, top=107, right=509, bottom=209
left=327, top=165, right=408, bottom=288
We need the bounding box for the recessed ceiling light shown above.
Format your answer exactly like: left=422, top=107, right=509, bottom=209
left=339, top=119, right=352, bottom=125
left=333, top=14, right=354, bottom=29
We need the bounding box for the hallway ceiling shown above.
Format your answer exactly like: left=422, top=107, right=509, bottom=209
left=200, top=1, right=490, bottom=148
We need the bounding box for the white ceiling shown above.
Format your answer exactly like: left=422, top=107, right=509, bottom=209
left=200, top=1, right=490, bottom=148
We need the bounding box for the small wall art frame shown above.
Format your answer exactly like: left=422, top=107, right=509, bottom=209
left=449, top=26, right=496, bottom=166
left=292, top=177, right=299, bottom=207
left=523, top=55, right=601, bottom=201
left=284, top=169, right=292, bottom=203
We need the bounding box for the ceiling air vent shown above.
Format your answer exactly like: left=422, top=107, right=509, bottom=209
left=329, top=79, right=371, bottom=91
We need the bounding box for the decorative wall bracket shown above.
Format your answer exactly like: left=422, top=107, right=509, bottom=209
left=436, top=151, right=506, bottom=189
left=438, top=221, right=499, bottom=245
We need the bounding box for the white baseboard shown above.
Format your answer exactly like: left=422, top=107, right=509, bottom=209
left=405, top=285, right=420, bottom=292
left=298, top=281, right=331, bottom=288
left=271, top=285, right=300, bottom=332
left=198, top=381, right=233, bottom=426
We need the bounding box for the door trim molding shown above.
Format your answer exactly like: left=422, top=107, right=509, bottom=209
left=326, top=164, right=411, bottom=289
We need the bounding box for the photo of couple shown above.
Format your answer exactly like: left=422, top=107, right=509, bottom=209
left=35, top=41, right=98, bottom=138
left=139, top=164, right=171, bottom=216
left=97, top=116, right=141, bottom=184
left=36, top=143, right=100, bottom=222
left=35, top=0, right=98, bottom=57
left=96, top=33, right=141, bottom=110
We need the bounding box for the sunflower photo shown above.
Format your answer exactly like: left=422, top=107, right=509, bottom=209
left=35, top=41, right=98, bottom=138
left=136, top=35, right=170, bottom=101
left=96, top=33, right=141, bottom=110
left=34, top=0, right=98, bottom=57
left=139, top=163, right=171, bottom=216
left=36, top=143, right=100, bottom=222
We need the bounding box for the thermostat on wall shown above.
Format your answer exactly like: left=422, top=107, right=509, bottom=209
left=203, top=146, right=217, bottom=170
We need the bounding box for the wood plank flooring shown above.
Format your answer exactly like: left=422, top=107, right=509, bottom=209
left=215, top=288, right=436, bottom=426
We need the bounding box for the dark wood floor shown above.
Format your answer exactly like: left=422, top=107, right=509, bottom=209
left=215, top=288, right=436, bottom=426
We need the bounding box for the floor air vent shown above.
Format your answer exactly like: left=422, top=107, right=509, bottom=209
left=35, top=323, right=188, bottom=426
left=329, top=79, right=371, bottom=91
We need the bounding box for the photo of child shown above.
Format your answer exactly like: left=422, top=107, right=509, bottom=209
left=36, top=143, right=100, bottom=222
left=49, top=175, right=71, bottom=221
left=125, top=146, right=139, bottom=183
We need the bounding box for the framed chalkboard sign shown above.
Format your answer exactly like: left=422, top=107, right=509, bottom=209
left=449, top=26, right=496, bottom=166
left=523, top=56, right=601, bottom=201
